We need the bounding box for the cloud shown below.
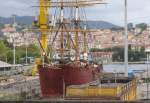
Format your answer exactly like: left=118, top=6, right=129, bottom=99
left=86, top=0, right=150, bottom=26
left=0, top=0, right=150, bottom=26
left=0, top=0, right=34, bottom=17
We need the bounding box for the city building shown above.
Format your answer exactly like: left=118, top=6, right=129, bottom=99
left=1, top=24, right=37, bottom=46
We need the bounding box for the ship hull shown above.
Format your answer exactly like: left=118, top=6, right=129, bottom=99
left=38, top=63, right=102, bottom=97
left=62, top=64, right=94, bottom=86
left=38, top=66, right=63, bottom=97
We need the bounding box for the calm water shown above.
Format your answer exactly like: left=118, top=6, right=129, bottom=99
left=103, top=63, right=149, bottom=73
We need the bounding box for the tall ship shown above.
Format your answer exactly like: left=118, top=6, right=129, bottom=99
left=32, top=0, right=105, bottom=97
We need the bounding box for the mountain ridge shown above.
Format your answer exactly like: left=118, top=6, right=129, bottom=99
left=0, top=16, right=121, bottom=29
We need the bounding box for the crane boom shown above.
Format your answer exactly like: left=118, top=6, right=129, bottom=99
left=39, top=0, right=49, bottom=55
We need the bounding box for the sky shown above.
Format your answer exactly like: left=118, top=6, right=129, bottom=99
left=0, top=0, right=150, bottom=26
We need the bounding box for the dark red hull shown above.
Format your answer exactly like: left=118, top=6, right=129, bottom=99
left=39, top=66, right=63, bottom=97
left=38, top=63, right=102, bottom=97
left=62, top=64, right=94, bottom=86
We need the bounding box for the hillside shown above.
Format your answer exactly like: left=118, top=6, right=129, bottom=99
left=0, top=16, right=120, bottom=29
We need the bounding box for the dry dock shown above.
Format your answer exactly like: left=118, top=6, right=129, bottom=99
left=66, top=77, right=137, bottom=101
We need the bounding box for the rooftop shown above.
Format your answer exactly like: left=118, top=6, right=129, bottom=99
left=0, top=61, right=12, bottom=68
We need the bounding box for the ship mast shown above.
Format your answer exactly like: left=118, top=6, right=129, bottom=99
left=33, top=0, right=106, bottom=64
left=83, top=25, right=87, bottom=53
left=74, top=1, right=80, bottom=60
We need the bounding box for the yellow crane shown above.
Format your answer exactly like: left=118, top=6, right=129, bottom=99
left=39, top=0, right=49, bottom=60
left=32, top=0, right=49, bottom=76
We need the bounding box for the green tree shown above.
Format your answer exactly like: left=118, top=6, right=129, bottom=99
left=0, top=39, right=40, bottom=64
left=16, top=44, right=40, bottom=63
left=0, top=40, right=10, bottom=61
left=90, top=46, right=146, bottom=62
left=136, top=23, right=147, bottom=33
left=27, top=44, right=40, bottom=57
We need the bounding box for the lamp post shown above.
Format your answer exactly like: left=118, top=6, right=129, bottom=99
left=25, top=30, right=28, bottom=65
left=25, top=44, right=28, bottom=65
left=13, top=34, right=16, bottom=65
left=23, top=29, right=28, bottom=65
left=145, top=49, right=150, bottom=99
left=12, top=15, right=16, bottom=65
left=124, top=0, right=128, bottom=77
